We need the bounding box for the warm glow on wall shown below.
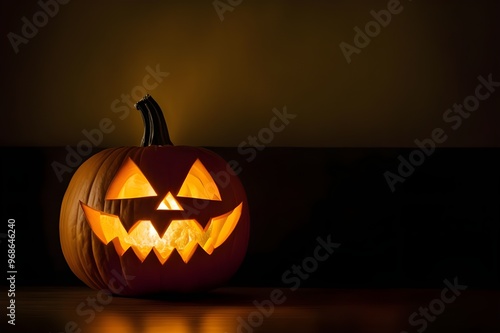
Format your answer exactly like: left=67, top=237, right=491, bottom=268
left=4, top=2, right=498, bottom=148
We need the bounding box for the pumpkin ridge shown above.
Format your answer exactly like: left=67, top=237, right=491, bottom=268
left=61, top=148, right=118, bottom=289
left=88, top=148, right=136, bottom=289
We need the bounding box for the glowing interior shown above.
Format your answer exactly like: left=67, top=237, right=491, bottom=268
left=177, top=159, right=221, bottom=201
left=106, top=158, right=157, bottom=200
left=157, top=192, right=183, bottom=211
left=81, top=202, right=242, bottom=264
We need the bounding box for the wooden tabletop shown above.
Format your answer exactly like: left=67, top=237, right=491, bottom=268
left=2, top=286, right=499, bottom=333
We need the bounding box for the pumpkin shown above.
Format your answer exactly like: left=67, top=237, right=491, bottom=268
left=59, top=95, right=250, bottom=295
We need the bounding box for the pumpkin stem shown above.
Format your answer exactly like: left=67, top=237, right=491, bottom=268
left=135, top=95, right=173, bottom=146
left=136, top=99, right=153, bottom=146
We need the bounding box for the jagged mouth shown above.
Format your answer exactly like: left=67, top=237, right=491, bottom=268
left=80, top=202, right=242, bottom=264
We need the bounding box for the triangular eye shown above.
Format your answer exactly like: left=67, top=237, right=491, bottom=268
left=106, top=158, right=158, bottom=200
left=177, top=159, right=221, bottom=201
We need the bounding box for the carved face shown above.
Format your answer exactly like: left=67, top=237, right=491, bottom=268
left=60, top=146, right=250, bottom=295
left=80, top=157, right=242, bottom=264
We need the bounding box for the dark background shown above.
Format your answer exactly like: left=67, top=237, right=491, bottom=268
left=1, top=147, right=499, bottom=289
left=1, top=0, right=499, bottom=290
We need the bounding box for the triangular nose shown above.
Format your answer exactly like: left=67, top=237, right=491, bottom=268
left=156, top=192, right=184, bottom=211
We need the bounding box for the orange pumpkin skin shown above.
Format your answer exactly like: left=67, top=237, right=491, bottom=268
left=59, top=97, right=249, bottom=296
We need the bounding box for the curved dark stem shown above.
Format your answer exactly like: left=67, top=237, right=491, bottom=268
left=135, top=100, right=153, bottom=147
left=134, top=95, right=173, bottom=146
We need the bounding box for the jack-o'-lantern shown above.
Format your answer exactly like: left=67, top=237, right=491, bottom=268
left=59, top=95, right=250, bottom=295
